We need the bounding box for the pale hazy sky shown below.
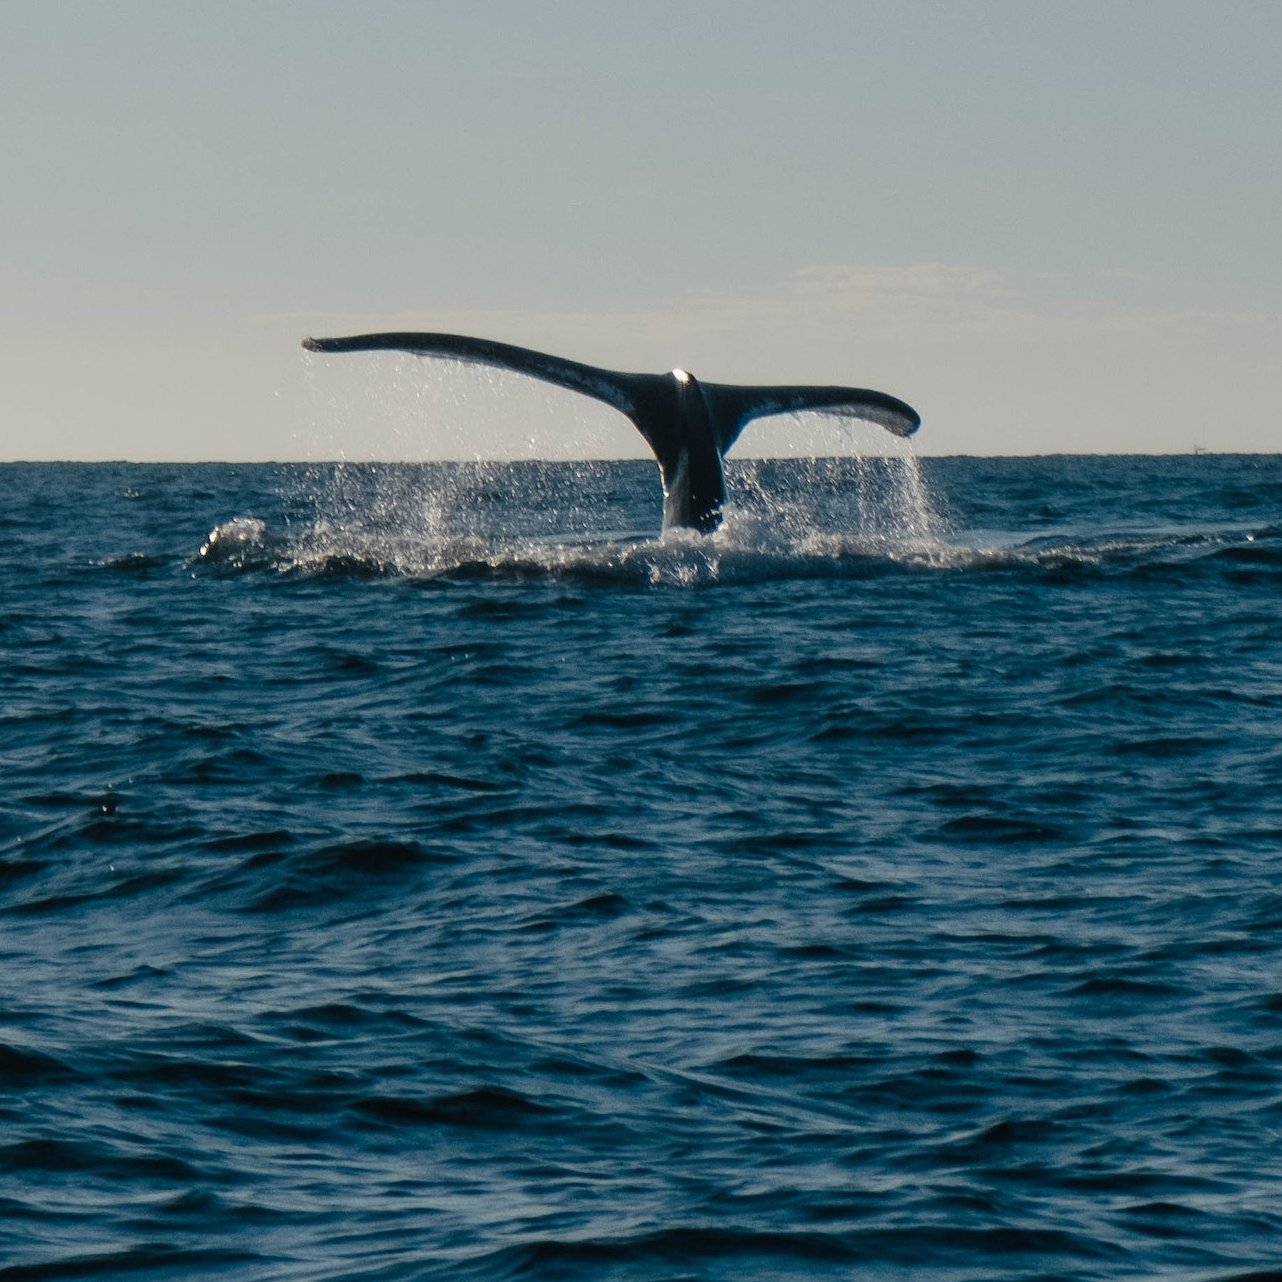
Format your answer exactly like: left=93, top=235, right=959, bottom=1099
left=2, top=1, right=1279, bottom=460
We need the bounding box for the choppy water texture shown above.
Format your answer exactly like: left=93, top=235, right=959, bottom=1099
left=3, top=454, right=1282, bottom=1281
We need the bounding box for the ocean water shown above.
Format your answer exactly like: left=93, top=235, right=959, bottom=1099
left=2, top=453, right=1281, bottom=1281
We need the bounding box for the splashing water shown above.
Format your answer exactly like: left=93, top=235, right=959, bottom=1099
left=726, top=448, right=945, bottom=559
left=194, top=453, right=946, bottom=585
left=280, top=354, right=949, bottom=581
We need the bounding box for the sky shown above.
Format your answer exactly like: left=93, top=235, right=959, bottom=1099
left=2, top=0, right=1279, bottom=460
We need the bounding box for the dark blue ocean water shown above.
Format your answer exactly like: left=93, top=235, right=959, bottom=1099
left=2, top=454, right=1281, bottom=1281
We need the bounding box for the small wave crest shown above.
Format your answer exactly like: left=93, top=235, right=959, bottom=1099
left=918, top=524, right=1282, bottom=581
left=197, top=516, right=271, bottom=570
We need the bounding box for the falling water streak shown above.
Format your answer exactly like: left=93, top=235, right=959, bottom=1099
left=888, top=446, right=948, bottom=550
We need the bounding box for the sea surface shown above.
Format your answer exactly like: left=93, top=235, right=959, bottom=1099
left=2, top=453, right=1281, bottom=1281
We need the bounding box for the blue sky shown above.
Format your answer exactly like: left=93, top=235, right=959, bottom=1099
left=3, top=1, right=1278, bottom=459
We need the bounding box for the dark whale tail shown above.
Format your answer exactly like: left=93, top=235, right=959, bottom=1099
left=302, top=332, right=920, bottom=533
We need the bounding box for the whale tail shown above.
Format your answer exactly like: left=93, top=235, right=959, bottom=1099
left=302, top=332, right=920, bottom=532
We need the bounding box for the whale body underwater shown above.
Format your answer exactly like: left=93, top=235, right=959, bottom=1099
left=302, top=332, right=921, bottom=534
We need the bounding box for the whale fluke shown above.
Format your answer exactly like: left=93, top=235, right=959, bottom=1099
left=302, top=331, right=920, bottom=533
